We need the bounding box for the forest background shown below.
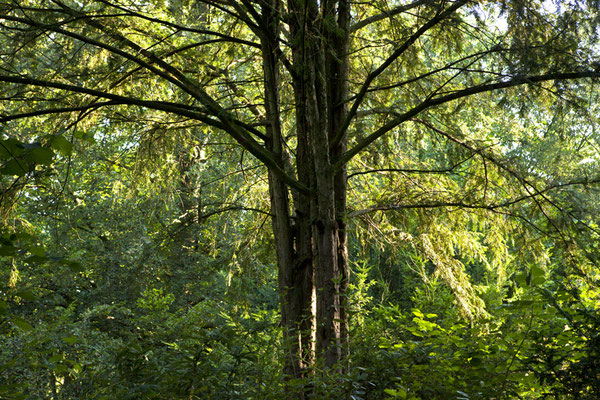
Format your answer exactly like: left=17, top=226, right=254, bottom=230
left=1, top=0, right=600, bottom=399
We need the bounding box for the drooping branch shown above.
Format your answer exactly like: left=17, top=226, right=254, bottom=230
left=347, top=45, right=510, bottom=103
left=8, top=5, right=263, bottom=145
left=0, top=100, right=122, bottom=123
left=348, top=176, right=600, bottom=219
left=346, top=154, right=475, bottom=180
left=199, top=205, right=273, bottom=220
left=410, top=118, right=599, bottom=241
left=0, top=75, right=307, bottom=193
left=1, top=4, right=308, bottom=192
left=95, top=0, right=261, bottom=48
left=337, top=70, right=600, bottom=168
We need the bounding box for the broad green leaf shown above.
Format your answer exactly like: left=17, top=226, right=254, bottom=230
left=50, top=136, right=73, bottom=156
left=530, top=266, right=546, bottom=285
left=0, top=138, right=25, bottom=159
left=62, top=336, right=79, bottom=344
left=28, top=246, right=45, bottom=257
left=26, top=147, right=54, bottom=165
left=16, top=290, right=37, bottom=301
left=49, top=354, right=63, bottom=363
left=515, top=272, right=529, bottom=287
left=12, top=316, right=33, bottom=331
left=74, top=130, right=96, bottom=143
left=0, top=244, right=17, bottom=256
left=0, top=159, right=29, bottom=176
left=66, top=261, right=85, bottom=273
left=22, top=141, right=42, bottom=150
left=71, top=363, right=82, bottom=374
left=53, top=364, right=68, bottom=373
left=530, top=265, right=544, bottom=278
left=531, top=276, right=546, bottom=285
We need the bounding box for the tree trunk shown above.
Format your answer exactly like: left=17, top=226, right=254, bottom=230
left=259, top=0, right=352, bottom=382
left=327, top=0, right=352, bottom=366
left=284, top=0, right=351, bottom=373
left=260, top=0, right=315, bottom=380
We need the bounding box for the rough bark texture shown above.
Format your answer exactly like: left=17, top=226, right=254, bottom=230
left=327, top=0, right=352, bottom=365
left=284, top=0, right=351, bottom=373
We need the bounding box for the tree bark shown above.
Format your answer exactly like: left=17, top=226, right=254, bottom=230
left=326, top=0, right=352, bottom=365
left=286, top=0, right=351, bottom=371
left=260, top=0, right=315, bottom=381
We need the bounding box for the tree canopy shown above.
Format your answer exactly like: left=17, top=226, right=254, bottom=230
left=2, top=0, right=600, bottom=398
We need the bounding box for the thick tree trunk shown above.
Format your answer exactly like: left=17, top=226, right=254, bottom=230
left=266, top=0, right=351, bottom=378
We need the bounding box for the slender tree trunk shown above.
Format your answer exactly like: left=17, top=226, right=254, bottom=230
left=327, top=0, right=351, bottom=365
left=260, top=0, right=314, bottom=381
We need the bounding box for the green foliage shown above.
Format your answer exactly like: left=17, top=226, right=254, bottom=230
left=1, top=0, right=600, bottom=398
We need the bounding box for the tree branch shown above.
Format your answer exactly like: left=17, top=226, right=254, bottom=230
left=0, top=100, right=121, bottom=123
left=350, top=0, right=435, bottom=33
left=1, top=6, right=307, bottom=192
left=337, top=70, right=600, bottom=168
left=331, top=0, right=470, bottom=149
left=347, top=45, right=510, bottom=102
left=96, top=0, right=261, bottom=48
left=0, top=75, right=307, bottom=193
left=348, top=176, right=600, bottom=218
left=410, top=118, right=597, bottom=239
left=346, top=155, right=474, bottom=180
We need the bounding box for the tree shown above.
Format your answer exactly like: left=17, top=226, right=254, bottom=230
left=1, top=0, right=599, bottom=384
